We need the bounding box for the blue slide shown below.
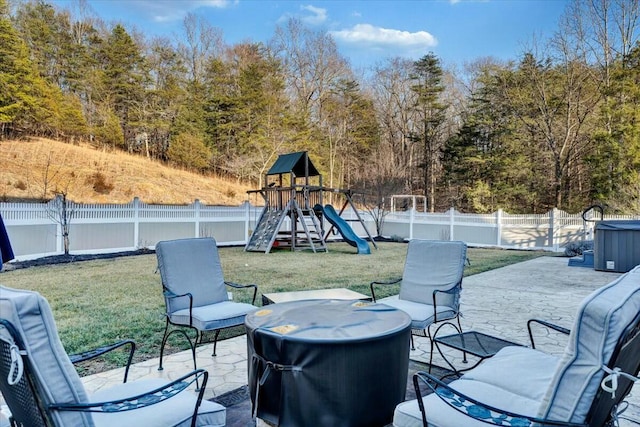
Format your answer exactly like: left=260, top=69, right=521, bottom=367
left=317, top=204, right=371, bottom=255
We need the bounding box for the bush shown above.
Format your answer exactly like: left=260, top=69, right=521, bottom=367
left=89, top=172, right=114, bottom=194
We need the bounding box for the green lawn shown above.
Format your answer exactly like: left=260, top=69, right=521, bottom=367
left=0, top=242, right=547, bottom=372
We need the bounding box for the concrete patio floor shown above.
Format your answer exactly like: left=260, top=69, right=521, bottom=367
left=5, top=255, right=640, bottom=425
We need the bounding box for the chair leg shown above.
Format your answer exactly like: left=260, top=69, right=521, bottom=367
left=427, top=328, right=434, bottom=373
left=410, top=333, right=415, bottom=351
left=158, top=318, right=171, bottom=371
left=456, top=316, right=468, bottom=363
left=428, top=339, right=435, bottom=374
left=159, top=320, right=198, bottom=374
left=212, top=330, right=221, bottom=356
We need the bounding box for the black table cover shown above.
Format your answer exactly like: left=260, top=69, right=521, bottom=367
left=246, top=299, right=411, bottom=427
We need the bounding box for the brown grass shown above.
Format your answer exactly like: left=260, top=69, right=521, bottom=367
left=0, top=138, right=253, bottom=205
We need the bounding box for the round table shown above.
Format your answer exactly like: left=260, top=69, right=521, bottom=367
left=245, top=299, right=411, bottom=427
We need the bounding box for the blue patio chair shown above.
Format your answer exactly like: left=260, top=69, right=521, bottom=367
left=156, top=237, right=258, bottom=371
left=0, top=286, right=225, bottom=427
left=393, top=265, right=640, bottom=427
left=370, top=239, right=467, bottom=364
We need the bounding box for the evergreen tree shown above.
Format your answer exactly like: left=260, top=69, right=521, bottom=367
left=0, top=0, right=60, bottom=137
left=410, top=52, right=447, bottom=212
left=98, top=24, right=149, bottom=149
left=589, top=43, right=640, bottom=213
left=146, top=38, right=187, bottom=159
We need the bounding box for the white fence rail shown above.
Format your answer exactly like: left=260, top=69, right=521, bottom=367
left=1, top=198, right=637, bottom=261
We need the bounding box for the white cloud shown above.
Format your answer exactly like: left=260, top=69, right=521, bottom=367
left=137, top=0, right=234, bottom=23
left=300, top=5, right=328, bottom=25
left=277, top=4, right=328, bottom=26
left=330, top=24, right=437, bottom=51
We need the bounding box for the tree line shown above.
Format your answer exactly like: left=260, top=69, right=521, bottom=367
left=2, top=0, right=639, bottom=214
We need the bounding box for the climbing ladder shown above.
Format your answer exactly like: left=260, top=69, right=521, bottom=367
left=245, top=198, right=326, bottom=253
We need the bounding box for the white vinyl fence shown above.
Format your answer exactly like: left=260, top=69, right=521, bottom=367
left=1, top=198, right=637, bottom=261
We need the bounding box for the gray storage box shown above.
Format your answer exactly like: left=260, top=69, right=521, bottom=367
left=594, top=220, right=640, bottom=273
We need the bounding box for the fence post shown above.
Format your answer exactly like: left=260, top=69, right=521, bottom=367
left=550, top=208, right=558, bottom=252
left=449, top=208, right=455, bottom=241
left=133, top=197, right=140, bottom=249
left=496, top=209, right=503, bottom=246
left=50, top=198, right=63, bottom=255
left=194, top=199, right=201, bottom=238
left=409, top=207, right=415, bottom=240
left=243, top=201, right=250, bottom=244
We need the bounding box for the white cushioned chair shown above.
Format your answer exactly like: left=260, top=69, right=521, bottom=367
left=0, top=286, right=225, bottom=427
left=156, top=237, right=258, bottom=371
left=393, top=265, right=640, bottom=427
left=371, top=239, right=467, bottom=362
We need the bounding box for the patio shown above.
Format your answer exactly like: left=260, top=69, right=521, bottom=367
left=5, top=256, right=639, bottom=425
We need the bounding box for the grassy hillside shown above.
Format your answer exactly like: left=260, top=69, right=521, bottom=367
left=1, top=138, right=254, bottom=205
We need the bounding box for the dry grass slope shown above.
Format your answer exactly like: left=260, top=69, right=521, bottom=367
left=0, top=138, right=253, bottom=205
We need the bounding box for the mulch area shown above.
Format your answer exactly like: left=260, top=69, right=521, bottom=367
left=5, top=248, right=154, bottom=270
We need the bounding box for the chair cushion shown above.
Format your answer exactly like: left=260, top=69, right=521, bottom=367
left=156, top=238, right=229, bottom=312
left=393, top=377, right=540, bottom=427
left=91, top=378, right=226, bottom=427
left=378, top=295, right=456, bottom=330
left=537, top=265, right=640, bottom=423
left=0, top=286, right=93, bottom=426
left=462, top=345, right=560, bottom=402
left=170, top=301, right=258, bottom=331
left=398, top=240, right=466, bottom=308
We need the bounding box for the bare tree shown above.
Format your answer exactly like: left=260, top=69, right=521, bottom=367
left=369, top=57, right=417, bottom=193
left=47, top=192, right=75, bottom=255
left=178, top=12, right=224, bottom=85
left=270, top=18, right=350, bottom=124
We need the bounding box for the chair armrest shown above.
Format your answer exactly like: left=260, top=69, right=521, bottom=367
left=69, top=340, right=135, bottom=383
left=413, top=372, right=587, bottom=427
left=163, top=289, right=193, bottom=304
left=225, top=281, right=258, bottom=305
left=369, top=278, right=401, bottom=302
left=527, top=318, right=571, bottom=349
left=49, top=368, right=208, bottom=425
left=163, top=289, right=195, bottom=326
left=432, top=283, right=461, bottom=323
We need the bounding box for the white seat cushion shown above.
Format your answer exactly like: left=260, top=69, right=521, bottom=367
left=170, top=301, right=257, bottom=331
left=398, top=240, right=466, bottom=308
left=91, top=379, right=225, bottom=427
left=156, top=238, right=230, bottom=311
left=379, top=295, right=456, bottom=330
left=537, top=265, right=640, bottom=423
left=462, top=345, right=559, bottom=402
left=394, top=377, right=540, bottom=427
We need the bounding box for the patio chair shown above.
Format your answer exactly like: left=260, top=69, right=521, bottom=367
left=393, top=265, right=640, bottom=427
left=0, top=285, right=226, bottom=427
left=370, top=239, right=467, bottom=363
left=156, top=237, right=258, bottom=371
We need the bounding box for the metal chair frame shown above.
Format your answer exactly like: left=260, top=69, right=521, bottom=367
left=158, top=280, right=257, bottom=372
left=412, top=310, right=640, bottom=427
left=371, top=280, right=465, bottom=367
left=0, top=318, right=208, bottom=427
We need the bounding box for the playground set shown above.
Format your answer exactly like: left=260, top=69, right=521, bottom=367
left=245, top=152, right=376, bottom=254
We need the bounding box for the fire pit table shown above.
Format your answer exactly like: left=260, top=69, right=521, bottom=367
left=245, top=299, right=411, bottom=427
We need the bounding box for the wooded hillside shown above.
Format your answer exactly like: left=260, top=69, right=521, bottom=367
left=1, top=138, right=252, bottom=204
left=1, top=0, right=639, bottom=214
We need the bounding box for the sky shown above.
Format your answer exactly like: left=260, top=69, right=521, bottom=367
left=50, top=0, right=570, bottom=70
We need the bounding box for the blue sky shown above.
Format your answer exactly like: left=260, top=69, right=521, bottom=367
left=52, top=0, right=569, bottom=69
